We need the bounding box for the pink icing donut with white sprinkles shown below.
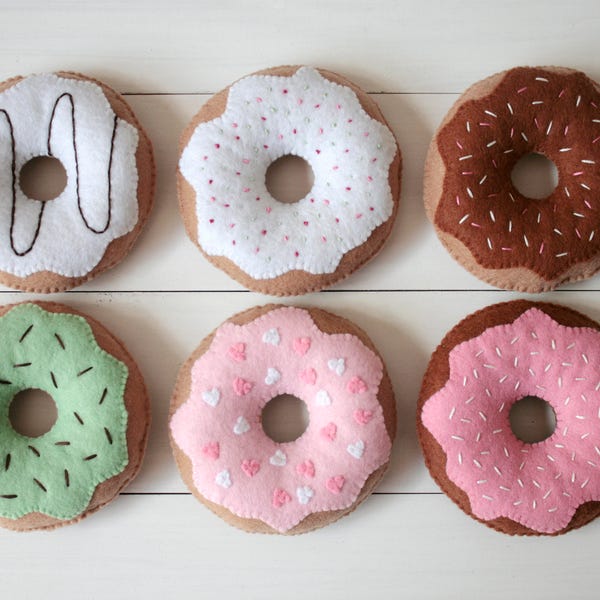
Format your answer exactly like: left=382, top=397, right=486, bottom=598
left=418, top=300, right=600, bottom=535
left=169, top=305, right=396, bottom=534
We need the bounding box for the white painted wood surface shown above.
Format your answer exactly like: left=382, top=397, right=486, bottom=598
left=1, top=1, right=600, bottom=597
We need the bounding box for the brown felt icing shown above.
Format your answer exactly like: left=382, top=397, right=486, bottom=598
left=0, top=72, right=155, bottom=294
left=177, top=66, right=401, bottom=296
left=0, top=301, right=150, bottom=531
left=169, top=304, right=397, bottom=534
left=417, top=299, right=600, bottom=535
left=424, top=66, right=600, bottom=293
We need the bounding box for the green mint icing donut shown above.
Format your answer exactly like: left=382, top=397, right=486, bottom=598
left=0, top=303, right=129, bottom=520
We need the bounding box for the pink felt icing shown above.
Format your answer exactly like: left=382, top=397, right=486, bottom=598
left=170, top=306, right=391, bottom=532
left=422, top=308, right=600, bottom=533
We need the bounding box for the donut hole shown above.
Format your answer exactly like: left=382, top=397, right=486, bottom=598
left=19, top=156, right=67, bottom=202
left=511, top=152, right=558, bottom=200
left=265, top=155, right=314, bottom=204
left=9, top=388, right=58, bottom=438
left=261, top=394, right=309, bottom=443
left=509, top=395, right=557, bottom=443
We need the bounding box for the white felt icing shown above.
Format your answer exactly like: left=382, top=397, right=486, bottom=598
left=179, top=67, right=397, bottom=279
left=0, top=73, right=139, bottom=277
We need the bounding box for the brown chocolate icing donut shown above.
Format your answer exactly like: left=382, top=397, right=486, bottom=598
left=425, top=67, right=600, bottom=292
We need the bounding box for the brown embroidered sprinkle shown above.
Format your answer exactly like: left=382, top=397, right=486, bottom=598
left=54, top=333, right=65, bottom=350
left=77, top=366, right=93, bottom=377
left=13, top=362, right=32, bottom=368
left=73, top=412, right=84, bottom=425
left=83, top=454, right=97, bottom=461
left=0, top=494, right=17, bottom=499
left=50, top=371, right=58, bottom=389
left=99, top=387, right=108, bottom=405
left=0, top=380, right=11, bottom=385
left=27, top=445, right=40, bottom=457
left=19, top=324, right=33, bottom=343
left=5, top=454, right=10, bottom=471
left=64, top=469, right=70, bottom=488
left=104, top=427, right=113, bottom=444
left=54, top=441, right=70, bottom=446
left=33, top=478, right=47, bottom=492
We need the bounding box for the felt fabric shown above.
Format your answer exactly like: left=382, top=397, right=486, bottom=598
left=0, top=73, right=140, bottom=278
left=179, top=67, right=397, bottom=280
left=421, top=306, right=600, bottom=534
left=170, top=306, right=392, bottom=533
left=0, top=303, right=129, bottom=521
left=425, top=66, right=600, bottom=292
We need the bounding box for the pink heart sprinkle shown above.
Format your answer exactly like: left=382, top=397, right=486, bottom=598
left=233, top=377, right=253, bottom=396
left=347, top=376, right=368, bottom=394
left=293, top=337, right=311, bottom=356
left=266, top=207, right=272, bottom=213
left=272, top=488, right=291, bottom=508
left=321, top=422, right=337, bottom=441
left=296, top=460, right=315, bottom=478
left=201, top=442, right=220, bottom=460
left=228, top=342, right=246, bottom=362
left=353, top=409, right=373, bottom=425
left=300, top=368, right=317, bottom=385
left=326, top=475, right=345, bottom=495
left=241, top=459, right=260, bottom=477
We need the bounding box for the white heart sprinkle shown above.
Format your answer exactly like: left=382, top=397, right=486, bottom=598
left=202, top=387, right=220, bottom=407
left=269, top=449, right=287, bottom=467
left=296, top=485, right=314, bottom=505
left=265, top=367, right=281, bottom=385
left=328, top=358, right=346, bottom=376
left=347, top=440, right=365, bottom=459
left=315, top=389, right=332, bottom=406
left=215, top=469, right=232, bottom=488
left=233, top=416, right=250, bottom=435
left=262, top=328, right=280, bottom=346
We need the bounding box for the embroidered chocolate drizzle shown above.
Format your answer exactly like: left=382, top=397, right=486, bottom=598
left=1, top=91, right=119, bottom=257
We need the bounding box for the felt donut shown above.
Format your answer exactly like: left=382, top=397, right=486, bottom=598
left=0, top=72, right=155, bottom=293
left=0, top=301, right=149, bottom=531
left=178, top=66, right=401, bottom=296
left=424, top=66, right=600, bottom=292
left=169, top=304, right=396, bottom=534
left=417, top=300, right=600, bottom=535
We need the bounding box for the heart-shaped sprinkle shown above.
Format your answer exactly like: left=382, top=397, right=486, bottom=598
left=265, top=367, right=281, bottom=385
left=202, top=441, right=220, bottom=460
left=326, top=475, right=345, bottom=494
left=233, top=416, right=250, bottom=435
left=300, top=368, right=317, bottom=385
left=327, top=358, right=346, bottom=376
left=202, top=387, right=220, bottom=407
left=347, top=376, right=368, bottom=394
left=272, top=488, right=291, bottom=508
left=215, top=470, right=231, bottom=488
left=293, top=337, right=311, bottom=356
left=228, top=342, right=246, bottom=362
left=296, top=486, right=314, bottom=505
left=347, top=440, right=365, bottom=459
left=315, top=389, right=332, bottom=406
left=233, top=377, right=253, bottom=396
left=320, top=422, right=337, bottom=441
left=353, top=408, right=374, bottom=425
left=269, top=449, right=287, bottom=467
left=241, top=459, right=260, bottom=477
left=262, top=328, right=280, bottom=346
left=296, top=460, right=315, bottom=478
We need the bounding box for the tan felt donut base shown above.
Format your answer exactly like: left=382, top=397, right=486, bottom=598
left=0, top=301, right=151, bottom=531
left=424, top=66, right=600, bottom=293
left=178, top=66, right=401, bottom=296
left=169, top=304, right=397, bottom=534
left=0, top=72, right=155, bottom=294
left=417, top=299, right=600, bottom=535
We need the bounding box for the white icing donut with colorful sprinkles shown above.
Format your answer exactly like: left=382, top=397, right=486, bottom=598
left=169, top=305, right=395, bottom=534
left=178, top=66, right=401, bottom=296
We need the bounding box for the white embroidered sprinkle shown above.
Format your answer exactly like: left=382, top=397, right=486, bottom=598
left=546, top=120, right=553, bottom=135
left=473, top=459, right=482, bottom=468
left=451, top=435, right=464, bottom=441
left=486, top=140, right=497, bottom=147
left=506, top=102, right=514, bottom=114
left=459, top=214, right=470, bottom=224
left=535, top=76, right=549, bottom=82
left=449, top=406, right=456, bottom=420
left=459, top=154, right=473, bottom=161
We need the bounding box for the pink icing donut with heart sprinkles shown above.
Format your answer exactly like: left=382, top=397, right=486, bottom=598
left=418, top=300, right=600, bottom=535
left=169, top=304, right=396, bottom=534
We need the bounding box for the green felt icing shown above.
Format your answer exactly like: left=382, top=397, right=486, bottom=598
left=0, top=303, right=129, bottom=520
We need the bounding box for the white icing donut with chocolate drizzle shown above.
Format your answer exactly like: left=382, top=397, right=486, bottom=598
left=0, top=72, right=154, bottom=292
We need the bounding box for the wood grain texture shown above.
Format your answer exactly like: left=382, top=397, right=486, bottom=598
left=1, top=0, right=600, bottom=597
